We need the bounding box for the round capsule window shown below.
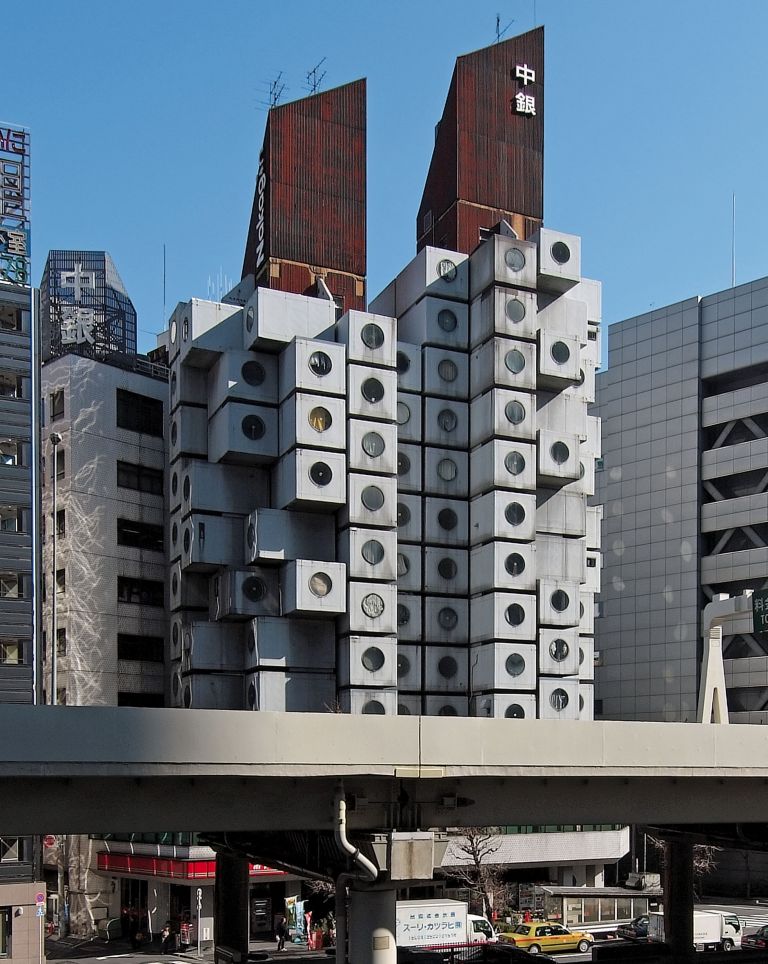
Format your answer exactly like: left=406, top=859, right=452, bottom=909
left=170, top=319, right=178, bottom=343
left=397, top=502, right=411, bottom=527
left=242, top=360, right=266, bottom=386
left=171, top=571, right=178, bottom=594
left=361, top=323, right=385, bottom=349
left=505, top=653, right=525, bottom=677
left=309, top=572, right=332, bottom=597
left=551, top=441, right=570, bottom=464
left=247, top=629, right=255, bottom=651
left=438, top=358, right=458, bottom=382
left=436, top=258, right=457, bottom=281
left=505, top=703, right=525, bottom=719
left=551, top=241, right=571, bottom=265
left=438, top=656, right=458, bottom=679
left=437, top=308, right=458, bottom=332
left=551, top=589, right=570, bottom=613
left=361, top=539, right=385, bottom=566
left=505, top=553, right=526, bottom=576
left=241, top=415, right=266, bottom=440
left=362, top=431, right=385, bottom=458
left=242, top=576, right=266, bottom=602
left=505, top=451, right=526, bottom=476
left=246, top=523, right=255, bottom=548
left=171, top=523, right=178, bottom=547
left=184, top=685, right=192, bottom=708
left=437, top=458, right=457, bottom=482
left=438, top=507, right=458, bottom=531
left=397, top=654, right=410, bottom=677
left=396, top=350, right=411, bottom=374
left=397, top=553, right=410, bottom=577
left=361, top=377, right=385, bottom=403
left=438, top=607, right=458, bottom=630
left=397, top=452, right=411, bottom=476
left=245, top=306, right=255, bottom=332
left=550, top=638, right=570, bottom=662
left=361, top=485, right=385, bottom=511
left=505, top=299, right=527, bottom=324
left=171, top=472, right=178, bottom=496
left=398, top=703, right=411, bottom=715
left=504, top=247, right=526, bottom=271
left=505, top=501, right=526, bottom=526
left=505, top=603, right=525, bottom=626
left=308, top=407, right=332, bottom=432
left=183, top=528, right=191, bottom=553
left=396, top=400, right=411, bottom=425
left=551, top=341, right=571, bottom=365
left=505, top=348, right=526, bottom=373
left=580, top=694, right=585, bottom=712
left=361, top=593, right=385, bottom=619
left=579, top=646, right=585, bottom=665
left=550, top=688, right=569, bottom=711
left=309, top=461, right=333, bottom=486
left=438, top=704, right=458, bottom=717
left=397, top=604, right=410, bottom=627
left=247, top=683, right=256, bottom=708
left=171, top=421, right=178, bottom=445
left=361, top=646, right=385, bottom=672
left=308, top=350, right=332, bottom=376
left=171, top=372, right=177, bottom=397
left=183, top=475, right=191, bottom=500
left=505, top=400, right=526, bottom=425
left=172, top=623, right=179, bottom=647
left=437, top=557, right=457, bottom=580
left=362, top=700, right=386, bottom=715
left=437, top=408, right=458, bottom=432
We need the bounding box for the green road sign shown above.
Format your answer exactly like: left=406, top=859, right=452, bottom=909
left=753, top=589, right=768, bottom=634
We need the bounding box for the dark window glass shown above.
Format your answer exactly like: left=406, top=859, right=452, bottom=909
left=116, top=389, right=164, bottom=437
left=50, top=390, right=64, bottom=420
left=118, top=692, right=164, bottom=707
left=117, top=518, right=164, bottom=552
left=118, top=633, right=165, bottom=662
left=117, top=461, right=164, bottom=495
left=117, top=576, right=164, bottom=607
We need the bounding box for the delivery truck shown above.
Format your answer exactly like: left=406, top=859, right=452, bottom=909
left=647, top=910, right=741, bottom=951
left=396, top=899, right=497, bottom=948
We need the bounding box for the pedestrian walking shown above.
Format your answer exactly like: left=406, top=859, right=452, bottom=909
left=276, top=916, right=288, bottom=952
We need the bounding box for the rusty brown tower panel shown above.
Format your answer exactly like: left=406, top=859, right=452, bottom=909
left=242, top=79, right=367, bottom=312
left=417, top=27, right=544, bottom=254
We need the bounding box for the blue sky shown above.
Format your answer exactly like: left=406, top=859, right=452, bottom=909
left=9, top=0, right=768, bottom=357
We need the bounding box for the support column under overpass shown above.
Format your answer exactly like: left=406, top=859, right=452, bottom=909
left=663, top=838, right=695, bottom=961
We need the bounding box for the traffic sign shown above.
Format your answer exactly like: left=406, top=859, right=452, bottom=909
left=43, top=835, right=55, bottom=848
left=36, top=907, right=45, bottom=917
left=35, top=892, right=45, bottom=905
left=753, top=589, right=768, bottom=633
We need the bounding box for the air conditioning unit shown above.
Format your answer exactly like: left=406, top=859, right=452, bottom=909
left=538, top=676, right=580, bottom=720
left=281, top=559, right=347, bottom=617
left=396, top=594, right=422, bottom=643
left=586, top=505, right=602, bottom=551
left=470, top=388, right=536, bottom=448
left=535, top=490, right=587, bottom=537
left=530, top=228, right=581, bottom=295
left=244, top=508, right=335, bottom=564
left=169, top=510, right=182, bottom=562
left=469, top=287, right=538, bottom=350
left=181, top=514, right=244, bottom=572
left=423, top=596, right=469, bottom=645
left=537, top=294, right=588, bottom=346
left=208, top=401, right=279, bottom=465
left=470, top=439, right=536, bottom=497
left=423, top=695, right=468, bottom=718
left=181, top=621, right=244, bottom=673
left=169, top=405, right=208, bottom=462
left=423, top=546, right=469, bottom=595
left=396, top=394, right=423, bottom=445
left=395, top=494, right=422, bottom=544
left=272, top=447, right=347, bottom=510
left=423, top=398, right=469, bottom=450
left=396, top=643, right=422, bottom=691
left=279, top=392, right=346, bottom=455
left=578, top=637, right=595, bottom=682
left=538, top=628, right=580, bottom=677
left=209, top=567, right=280, bottom=621
left=337, top=526, right=398, bottom=582
left=537, top=330, right=581, bottom=388
left=538, top=579, right=581, bottom=628
left=396, top=693, right=422, bottom=715
left=470, top=591, right=536, bottom=644
left=469, top=234, right=537, bottom=300
left=537, top=430, right=581, bottom=487
left=395, top=544, right=422, bottom=593
left=348, top=417, right=398, bottom=475
left=470, top=337, right=537, bottom=398
left=340, top=581, right=398, bottom=635
left=177, top=671, right=245, bottom=710
left=537, top=393, right=588, bottom=440
left=169, top=359, right=207, bottom=410
left=347, top=363, right=398, bottom=421
left=278, top=336, right=346, bottom=402
left=245, top=669, right=336, bottom=712
left=422, top=347, right=470, bottom=400
left=535, top=534, right=585, bottom=583
left=334, top=310, right=397, bottom=369
left=179, top=459, right=270, bottom=517
left=424, top=646, right=468, bottom=692
left=470, top=489, right=537, bottom=545
left=423, top=497, right=468, bottom=547
left=469, top=540, right=536, bottom=594
left=339, top=473, right=398, bottom=528
left=397, top=296, right=469, bottom=350
left=174, top=298, right=243, bottom=367
left=393, top=246, right=470, bottom=317
left=169, top=561, right=208, bottom=613
left=395, top=344, right=422, bottom=394
left=337, top=635, right=398, bottom=688
left=338, top=687, right=399, bottom=716
left=243, top=287, right=336, bottom=351
left=470, top=692, right=537, bottom=720
left=245, top=616, right=335, bottom=671
left=470, top=641, right=537, bottom=692
left=423, top=447, right=469, bottom=499
left=207, top=350, right=279, bottom=417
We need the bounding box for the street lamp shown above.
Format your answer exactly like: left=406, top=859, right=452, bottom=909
left=49, top=431, right=62, bottom=706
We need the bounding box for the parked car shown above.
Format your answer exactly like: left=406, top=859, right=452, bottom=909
left=741, top=924, right=768, bottom=949
left=617, top=915, right=649, bottom=941
left=500, top=921, right=594, bottom=955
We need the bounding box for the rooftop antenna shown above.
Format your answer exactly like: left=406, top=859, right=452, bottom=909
left=255, top=72, right=288, bottom=112
left=731, top=192, right=736, bottom=288
left=495, top=13, right=515, bottom=42
left=306, top=57, right=327, bottom=94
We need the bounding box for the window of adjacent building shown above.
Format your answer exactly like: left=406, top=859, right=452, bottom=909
left=0, top=904, right=9, bottom=956
left=54, top=448, right=65, bottom=480
left=56, top=509, right=65, bottom=537
left=56, top=628, right=66, bottom=657
left=0, top=639, right=23, bottom=664
left=50, top=390, right=64, bottom=420
left=0, top=440, right=20, bottom=466
left=117, top=518, right=164, bottom=553
left=0, top=374, right=21, bottom=398
left=56, top=569, right=66, bottom=594
left=0, top=506, right=21, bottom=532
left=117, top=460, right=163, bottom=495
left=117, top=633, right=164, bottom=663
left=0, top=836, right=19, bottom=862
left=118, top=691, right=164, bottom=707
left=116, top=389, right=163, bottom=438
left=0, top=303, right=22, bottom=330
left=117, top=576, right=164, bottom=607
left=0, top=574, right=23, bottom=598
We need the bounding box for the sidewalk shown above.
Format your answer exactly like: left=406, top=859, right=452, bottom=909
left=44, top=934, right=328, bottom=963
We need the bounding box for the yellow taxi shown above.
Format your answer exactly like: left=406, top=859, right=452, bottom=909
left=501, top=921, right=594, bottom=955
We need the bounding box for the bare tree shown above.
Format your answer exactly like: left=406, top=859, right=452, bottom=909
left=446, top=828, right=508, bottom=918
left=648, top=836, right=721, bottom=899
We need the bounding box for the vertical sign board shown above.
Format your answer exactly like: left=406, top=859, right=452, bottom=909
left=0, top=126, right=30, bottom=287
left=752, top=589, right=768, bottom=634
